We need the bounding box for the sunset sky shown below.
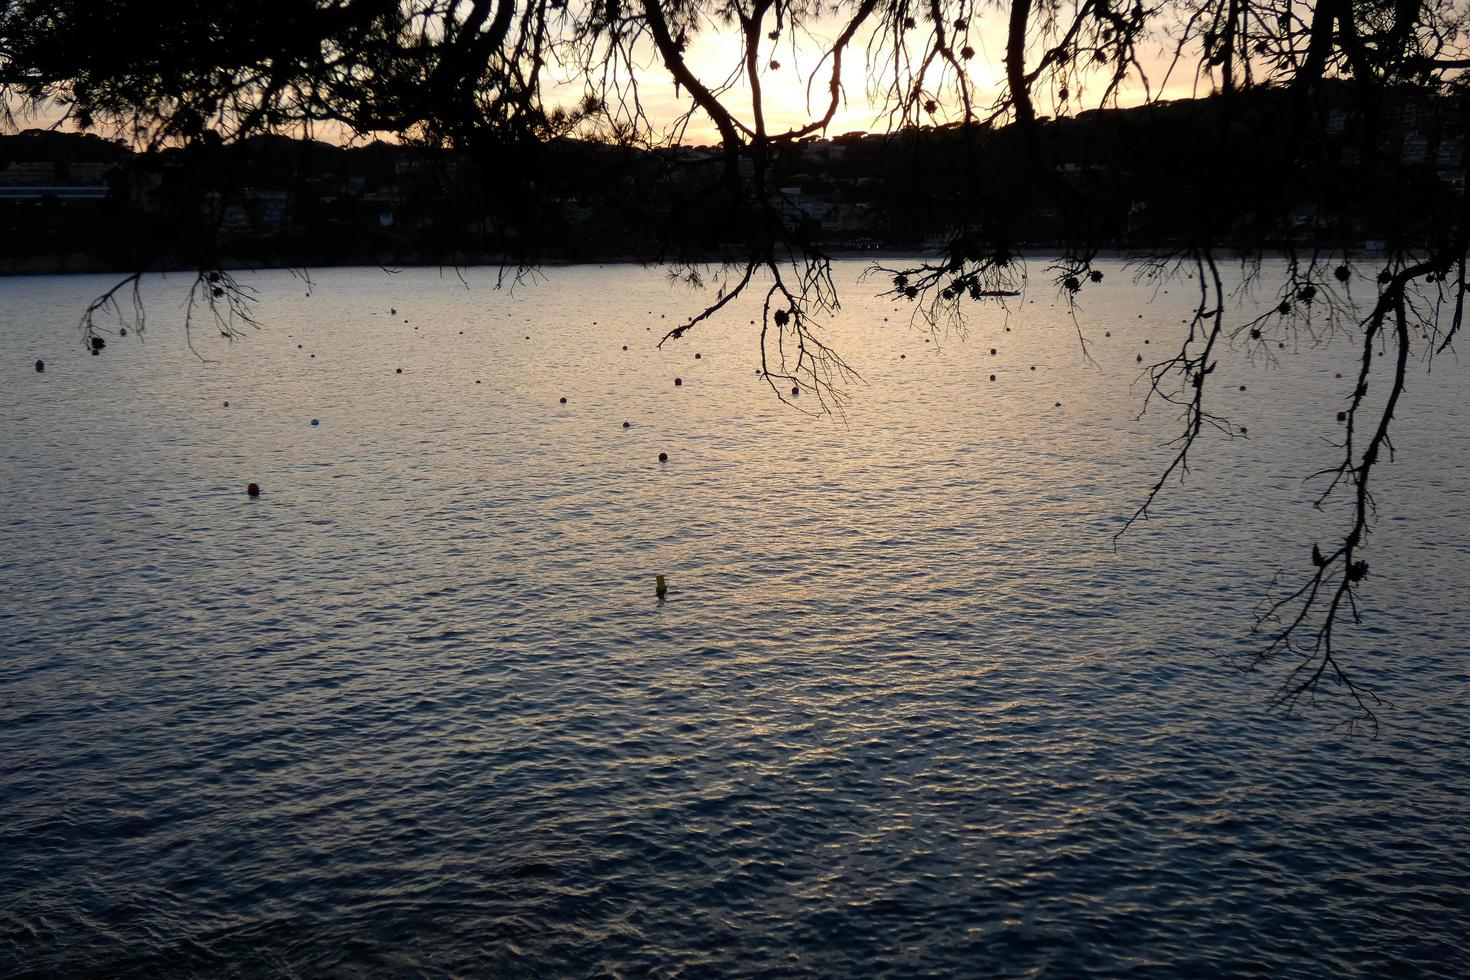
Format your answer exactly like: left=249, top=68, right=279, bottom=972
left=6, top=13, right=1208, bottom=148
left=547, top=14, right=1205, bottom=145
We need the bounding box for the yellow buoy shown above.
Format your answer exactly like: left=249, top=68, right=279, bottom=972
left=655, top=575, right=667, bottom=597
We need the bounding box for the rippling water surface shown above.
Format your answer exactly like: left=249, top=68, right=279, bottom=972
left=2, top=261, right=1468, bottom=977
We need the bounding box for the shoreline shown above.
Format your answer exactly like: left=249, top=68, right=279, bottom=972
left=0, top=243, right=1392, bottom=279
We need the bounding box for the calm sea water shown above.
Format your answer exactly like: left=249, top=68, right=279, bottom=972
left=2, top=261, right=1468, bottom=977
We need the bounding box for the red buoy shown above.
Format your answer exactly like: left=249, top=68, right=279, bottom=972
left=674, top=378, right=682, bottom=386
left=247, top=483, right=261, bottom=497
left=658, top=452, right=668, bottom=462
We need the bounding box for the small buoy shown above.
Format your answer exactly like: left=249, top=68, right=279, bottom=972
left=396, top=368, right=403, bottom=374
left=223, top=401, right=230, bottom=407
left=246, top=483, right=261, bottom=497
left=298, top=344, right=303, bottom=349
left=1054, top=401, right=1062, bottom=407
left=655, top=574, right=667, bottom=597
left=622, top=421, right=630, bottom=428
left=34, top=359, right=44, bottom=373
left=1239, top=426, right=1248, bottom=434
left=674, top=378, right=682, bottom=386
left=119, top=327, right=127, bottom=337
left=1143, top=339, right=1150, bottom=344
left=459, top=331, right=463, bottom=335
left=1030, top=366, right=1036, bottom=371
left=391, top=308, right=397, bottom=315
left=1239, top=385, right=1246, bottom=392
left=791, top=386, right=800, bottom=396
left=1335, top=372, right=1343, bottom=378
left=1104, top=331, right=1111, bottom=337
left=1337, top=411, right=1347, bottom=422
left=695, top=353, right=701, bottom=360
left=900, top=353, right=907, bottom=359
left=1136, top=354, right=1143, bottom=363
left=989, top=374, right=996, bottom=381
left=476, top=380, right=481, bottom=384
left=526, top=336, right=531, bottom=340
left=560, top=396, right=567, bottom=403
left=658, top=452, right=668, bottom=462
left=310, top=419, right=319, bottom=426
left=310, top=354, right=315, bottom=358
left=623, top=346, right=628, bottom=351
left=990, top=348, right=997, bottom=355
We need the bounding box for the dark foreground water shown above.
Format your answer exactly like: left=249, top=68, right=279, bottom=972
left=2, top=262, right=1468, bottom=977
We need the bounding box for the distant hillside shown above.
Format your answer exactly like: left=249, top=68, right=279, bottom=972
left=2, top=84, right=1462, bottom=272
